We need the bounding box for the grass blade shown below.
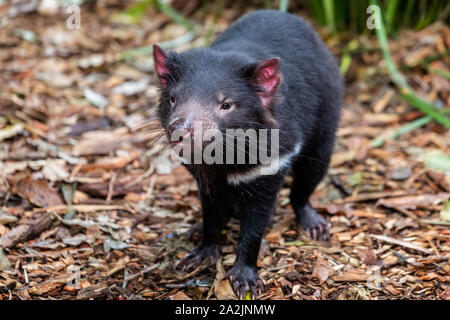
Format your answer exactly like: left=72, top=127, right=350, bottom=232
left=322, top=0, right=335, bottom=31
left=279, top=0, right=289, bottom=12
left=370, top=0, right=450, bottom=128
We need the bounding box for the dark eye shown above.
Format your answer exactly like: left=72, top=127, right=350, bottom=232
left=220, top=102, right=233, bottom=111
left=168, top=95, right=176, bottom=107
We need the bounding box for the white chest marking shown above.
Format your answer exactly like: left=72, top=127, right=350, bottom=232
left=226, top=143, right=302, bottom=185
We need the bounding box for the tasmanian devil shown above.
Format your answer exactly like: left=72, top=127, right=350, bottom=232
left=152, top=10, right=343, bottom=299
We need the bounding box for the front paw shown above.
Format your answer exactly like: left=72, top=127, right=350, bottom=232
left=296, top=206, right=330, bottom=241
left=226, top=264, right=264, bottom=300
left=178, top=245, right=220, bottom=272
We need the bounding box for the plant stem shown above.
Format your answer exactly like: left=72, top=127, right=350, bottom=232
left=279, top=0, right=289, bottom=12
left=204, top=0, right=225, bottom=46
left=370, top=0, right=450, bottom=128
left=153, top=0, right=194, bottom=31
left=370, top=116, right=432, bottom=148
left=322, top=0, right=335, bottom=31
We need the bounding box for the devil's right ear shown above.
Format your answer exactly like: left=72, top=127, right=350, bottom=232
left=153, top=44, right=170, bottom=88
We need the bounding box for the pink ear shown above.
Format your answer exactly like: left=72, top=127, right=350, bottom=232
left=252, top=58, right=281, bottom=107
left=153, top=44, right=170, bottom=87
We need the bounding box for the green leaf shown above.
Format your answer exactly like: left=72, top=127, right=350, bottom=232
left=347, top=172, right=363, bottom=187
left=424, top=151, right=450, bottom=173
left=440, top=200, right=450, bottom=222
left=339, top=51, right=351, bottom=76
left=110, top=0, right=152, bottom=25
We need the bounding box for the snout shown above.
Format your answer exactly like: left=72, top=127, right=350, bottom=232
left=167, top=117, right=192, bottom=145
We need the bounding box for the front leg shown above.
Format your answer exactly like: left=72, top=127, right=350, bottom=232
left=178, top=185, right=229, bottom=272
left=227, top=177, right=283, bottom=299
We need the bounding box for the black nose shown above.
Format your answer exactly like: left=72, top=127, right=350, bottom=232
left=167, top=118, right=192, bottom=144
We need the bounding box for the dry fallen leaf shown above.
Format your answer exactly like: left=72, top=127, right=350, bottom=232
left=211, top=259, right=237, bottom=300
left=11, top=177, right=63, bottom=208
left=312, top=255, right=332, bottom=283
left=377, top=193, right=450, bottom=210
left=169, top=291, right=192, bottom=300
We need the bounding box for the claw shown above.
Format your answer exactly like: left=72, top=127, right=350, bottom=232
left=178, top=245, right=220, bottom=272
left=225, top=264, right=264, bottom=300
left=297, top=205, right=330, bottom=241
left=251, top=286, right=257, bottom=300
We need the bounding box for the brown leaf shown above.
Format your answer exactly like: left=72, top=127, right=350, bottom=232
left=11, top=177, right=63, bottom=208
left=278, top=277, right=292, bottom=290
left=0, top=213, right=54, bottom=248
left=357, top=249, right=383, bottom=266
left=79, top=174, right=147, bottom=197
left=214, top=278, right=237, bottom=300
left=377, top=193, right=450, bottom=210
left=210, top=259, right=237, bottom=300
left=72, top=129, right=129, bottom=156
left=312, top=255, right=331, bottom=283
left=30, top=274, right=72, bottom=295
left=265, top=213, right=293, bottom=243
left=331, top=151, right=356, bottom=167
left=77, top=283, right=108, bottom=299
left=79, top=150, right=138, bottom=172
left=169, top=291, right=192, bottom=300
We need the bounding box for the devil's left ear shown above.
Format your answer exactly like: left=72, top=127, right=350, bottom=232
left=153, top=44, right=170, bottom=88
left=251, top=57, right=281, bottom=108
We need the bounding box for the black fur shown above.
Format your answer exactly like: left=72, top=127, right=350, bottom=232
left=154, top=10, right=343, bottom=299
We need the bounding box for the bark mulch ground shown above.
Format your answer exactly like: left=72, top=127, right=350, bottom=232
left=0, top=1, right=449, bottom=300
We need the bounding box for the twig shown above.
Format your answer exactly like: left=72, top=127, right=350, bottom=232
left=31, top=204, right=136, bottom=214
left=267, top=262, right=301, bottom=272
left=421, top=219, right=450, bottom=226
left=0, top=213, right=54, bottom=249
left=123, top=264, right=159, bottom=282
left=144, top=174, right=157, bottom=206
left=368, top=234, right=433, bottom=255
left=106, top=171, right=117, bottom=203
left=27, top=138, right=83, bottom=165
left=334, top=190, right=409, bottom=203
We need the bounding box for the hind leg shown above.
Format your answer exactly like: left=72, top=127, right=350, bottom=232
left=290, top=152, right=331, bottom=241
